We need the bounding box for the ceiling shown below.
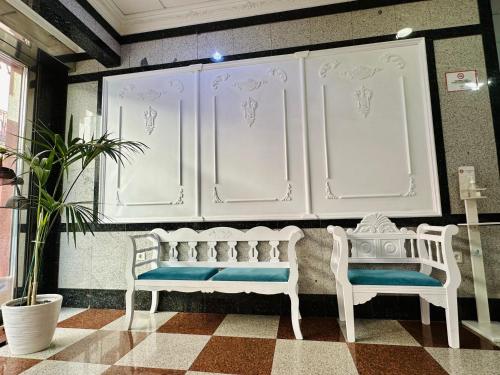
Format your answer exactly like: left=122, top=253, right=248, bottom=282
left=88, top=0, right=354, bottom=35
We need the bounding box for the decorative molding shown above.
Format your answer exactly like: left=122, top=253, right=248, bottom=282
left=381, top=53, right=406, bottom=69
left=207, top=228, right=233, bottom=239
left=319, top=61, right=340, bottom=78
left=341, top=65, right=382, bottom=81
left=401, top=176, right=416, bottom=198
left=354, top=85, right=373, bottom=118
left=144, top=105, right=157, bottom=135
left=280, top=183, right=292, bottom=201
left=399, top=76, right=412, bottom=175
left=116, top=186, right=184, bottom=206
left=282, top=89, right=289, bottom=181
left=353, top=291, right=378, bottom=305
left=321, top=84, right=330, bottom=180
left=325, top=175, right=416, bottom=200
left=213, top=186, right=224, bottom=203
left=212, top=73, right=230, bottom=90
left=87, top=0, right=349, bottom=36
left=169, top=79, right=184, bottom=93
left=420, top=293, right=447, bottom=308
left=119, top=84, right=135, bottom=98
left=137, top=89, right=162, bottom=101
left=268, top=67, right=287, bottom=83
left=347, top=213, right=400, bottom=234
left=119, top=81, right=184, bottom=101
left=242, top=97, right=258, bottom=127
left=214, top=183, right=293, bottom=204
left=325, top=181, right=338, bottom=200
left=233, top=78, right=267, bottom=91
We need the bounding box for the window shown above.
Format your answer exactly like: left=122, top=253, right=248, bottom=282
left=0, top=53, right=27, bottom=306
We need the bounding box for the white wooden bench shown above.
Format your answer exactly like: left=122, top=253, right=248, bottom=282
left=126, top=226, right=304, bottom=339
left=328, top=213, right=461, bottom=348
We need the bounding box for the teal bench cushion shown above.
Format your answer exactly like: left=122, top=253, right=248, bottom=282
left=138, top=267, right=219, bottom=281
left=211, top=268, right=289, bottom=282
left=348, top=269, right=442, bottom=287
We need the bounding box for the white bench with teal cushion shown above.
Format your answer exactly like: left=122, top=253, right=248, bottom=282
left=126, top=226, right=304, bottom=339
left=328, top=213, right=461, bottom=348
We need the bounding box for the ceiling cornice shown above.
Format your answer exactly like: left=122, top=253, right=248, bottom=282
left=87, top=0, right=354, bottom=36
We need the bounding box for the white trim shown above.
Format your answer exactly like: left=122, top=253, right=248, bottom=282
left=87, top=0, right=354, bottom=36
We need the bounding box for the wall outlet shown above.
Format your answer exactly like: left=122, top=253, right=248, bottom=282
left=454, top=251, right=463, bottom=263
left=137, top=252, right=146, bottom=261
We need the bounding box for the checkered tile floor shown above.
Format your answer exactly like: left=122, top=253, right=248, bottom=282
left=0, top=308, right=499, bottom=374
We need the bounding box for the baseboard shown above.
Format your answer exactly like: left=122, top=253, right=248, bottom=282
left=57, top=288, right=500, bottom=321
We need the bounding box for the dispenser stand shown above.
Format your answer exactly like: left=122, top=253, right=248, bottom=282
left=459, top=166, right=500, bottom=344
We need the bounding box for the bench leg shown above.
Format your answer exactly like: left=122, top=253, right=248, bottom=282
left=420, top=297, right=430, bottom=325
left=289, top=291, right=303, bottom=340
left=150, top=291, right=159, bottom=314
left=445, top=291, right=460, bottom=348
left=343, top=289, right=355, bottom=343
left=125, top=289, right=135, bottom=330
left=296, top=285, right=301, bottom=320
left=336, top=282, right=345, bottom=322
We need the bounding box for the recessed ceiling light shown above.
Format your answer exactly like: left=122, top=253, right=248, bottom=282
left=396, top=27, right=413, bottom=39
left=211, top=51, right=223, bottom=62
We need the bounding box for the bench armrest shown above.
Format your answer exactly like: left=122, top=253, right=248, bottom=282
left=327, top=226, right=350, bottom=285
left=284, top=227, right=305, bottom=287
left=416, top=224, right=461, bottom=289
left=127, top=233, right=161, bottom=283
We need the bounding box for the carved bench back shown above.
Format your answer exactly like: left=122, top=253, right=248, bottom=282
left=346, top=213, right=417, bottom=263
left=150, top=226, right=303, bottom=268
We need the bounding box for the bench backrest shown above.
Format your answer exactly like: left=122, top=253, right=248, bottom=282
left=151, top=226, right=303, bottom=268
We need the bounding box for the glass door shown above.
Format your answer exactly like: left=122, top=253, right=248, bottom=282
left=0, top=52, right=28, bottom=307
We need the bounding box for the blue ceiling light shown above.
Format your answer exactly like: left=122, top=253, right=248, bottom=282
left=211, top=51, right=224, bottom=62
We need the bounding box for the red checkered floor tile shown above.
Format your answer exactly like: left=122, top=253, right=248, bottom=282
left=0, top=308, right=498, bottom=374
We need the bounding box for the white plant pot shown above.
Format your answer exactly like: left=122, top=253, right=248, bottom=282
left=1, top=294, right=62, bottom=355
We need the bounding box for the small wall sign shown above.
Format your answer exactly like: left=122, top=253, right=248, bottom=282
left=445, top=70, right=478, bottom=92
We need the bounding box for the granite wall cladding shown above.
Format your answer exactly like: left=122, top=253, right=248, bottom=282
left=60, top=0, right=500, bottom=299
left=69, top=0, right=481, bottom=75
left=435, top=35, right=500, bottom=214
left=58, top=226, right=500, bottom=298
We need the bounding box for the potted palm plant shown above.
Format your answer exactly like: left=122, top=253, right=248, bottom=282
left=0, top=117, right=145, bottom=354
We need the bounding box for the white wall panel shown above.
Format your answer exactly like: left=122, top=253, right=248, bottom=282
left=101, top=66, right=198, bottom=222
left=199, top=56, right=308, bottom=220
left=307, top=39, right=440, bottom=217
left=100, top=38, right=440, bottom=222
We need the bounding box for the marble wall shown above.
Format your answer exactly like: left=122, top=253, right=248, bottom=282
left=60, top=0, right=500, bottom=300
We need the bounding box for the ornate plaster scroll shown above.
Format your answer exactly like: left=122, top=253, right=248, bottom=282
left=233, top=78, right=267, bottom=91
left=242, top=97, right=258, bottom=127
left=144, top=105, right=158, bottom=135
left=401, top=176, right=416, bottom=197
left=212, top=73, right=230, bottom=90
left=319, top=60, right=340, bottom=78
left=268, top=67, right=288, bottom=83
left=168, top=79, right=184, bottom=93
left=280, top=183, right=292, bottom=201
left=325, top=181, right=338, bottom=200
left=354, top=86, right=373, bottom=118
left=380, top=53, right=406, bottom=69
left=341, top=65, right=382, bottom=81
left=213, top=183, right=293, bottom=204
